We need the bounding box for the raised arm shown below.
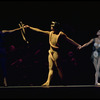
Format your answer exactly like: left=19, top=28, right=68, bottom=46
left=79, top=39, right=94, bottom=49
left=24, top=25, right=50, bottom=35
left=62, top=32, right=80, bottom=47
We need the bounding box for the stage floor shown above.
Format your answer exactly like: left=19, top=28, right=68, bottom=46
left=0, top=85, right=100, bottom=99
left=0, top=84, right=98, bottom=88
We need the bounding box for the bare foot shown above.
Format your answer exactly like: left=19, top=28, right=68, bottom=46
left=4, top=77, right=7, bottom=87
left=42, top=81, right=50, bottom=86
left=95, top=82, right=100, bottom=86
left=97, top=83, right=100, bottom=85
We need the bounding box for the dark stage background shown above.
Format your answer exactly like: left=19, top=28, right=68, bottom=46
left=0, top=1, right=100, bottom=86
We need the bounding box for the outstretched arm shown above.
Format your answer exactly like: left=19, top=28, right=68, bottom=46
left=78, top=39, right=94, bottom=49
left=2, top=27, right=24, bottom=33
left=24, top=25, right=50, bottom=35
left=62, top=32, right=80, bottom=47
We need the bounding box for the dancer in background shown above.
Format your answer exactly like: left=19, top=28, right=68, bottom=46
left=0, top=26, right=25, bottom=86
left=78, top=30, right=100, bottom=85
left=24, top=21, right=81, bottom=86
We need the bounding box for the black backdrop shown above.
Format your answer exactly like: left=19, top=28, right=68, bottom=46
left=0, top=0, right=100, bottom=86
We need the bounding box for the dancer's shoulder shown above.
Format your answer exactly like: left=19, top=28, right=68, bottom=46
left=60, top=31, right=65, bottom=35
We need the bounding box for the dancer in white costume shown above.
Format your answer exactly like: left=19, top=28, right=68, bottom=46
left=78, top=30, right=100, bottom=85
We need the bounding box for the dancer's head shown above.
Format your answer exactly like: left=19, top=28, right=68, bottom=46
left=51, top=21, right=61, bottom=32
left=96, top=30, right=100, bottom=36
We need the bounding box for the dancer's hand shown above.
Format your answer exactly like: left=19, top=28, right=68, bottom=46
left=77, top=45, right=82, bottom=50
left=2, top=30, right=8, bottom=33
left=24, top=25, right=30, bottom=28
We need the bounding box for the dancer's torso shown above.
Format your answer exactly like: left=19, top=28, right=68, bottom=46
left=48, top=31, right=63, bottom=61
left=49, top=31, right=61, bottom=52
left=92, top=38, right=100, bottom=59
left=93, top=38, right=100, bottom=52
left=0, top=31, right=6, bottom=55
left=0, top=31, right=6, bottom=48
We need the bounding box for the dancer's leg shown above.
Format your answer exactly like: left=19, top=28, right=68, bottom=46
left=96, top=57, right=100, bottom=85
left=42, top=54, right=54, bottom=86
left=93, top=57, right=99, bottom=85
left=53, top=51, right=63, bottom=79
left=1, top=57, right=7, bottom=86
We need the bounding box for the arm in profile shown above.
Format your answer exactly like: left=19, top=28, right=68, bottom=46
left=78, top=39, right=94, bottom=49
left=1, top=27, right=26, bottom=34
left=24, top=25, right=50, bottom=35
left=61, top=32, right=81, bottom=47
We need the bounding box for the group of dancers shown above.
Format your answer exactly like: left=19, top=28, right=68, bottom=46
left=0, top=21, right=100, bottom=86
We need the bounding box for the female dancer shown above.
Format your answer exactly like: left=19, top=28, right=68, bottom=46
left=78, top=30, right=100, bottom=85
left=24, top=21, right=81, bottom=86
left=0, top=26, right=26, bottom=86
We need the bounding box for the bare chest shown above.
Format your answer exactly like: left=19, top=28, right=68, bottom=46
left=49, top=33, right=59, bottom=45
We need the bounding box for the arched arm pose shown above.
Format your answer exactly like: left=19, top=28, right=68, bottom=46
left=24, top=21, right=81, bottom=86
